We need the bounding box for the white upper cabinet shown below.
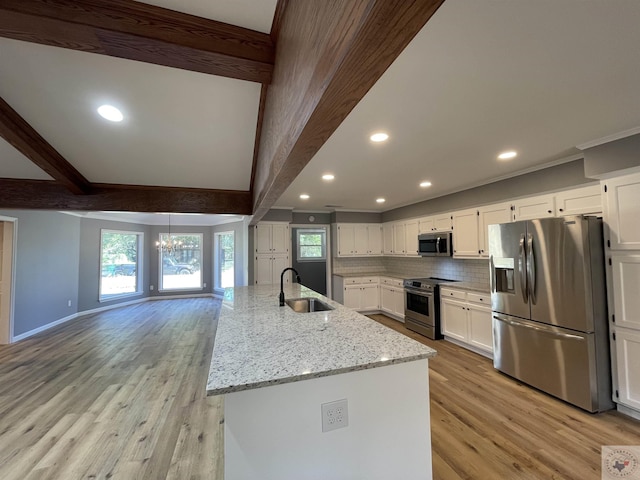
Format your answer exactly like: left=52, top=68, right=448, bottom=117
left=334, top=224, right=383, bottom=257
left=354, top=225, right=369, bottom=255
left=555, top=184, right=602, bottom=216
left=611, top=253, right=640, bottom=330
left=419, top=213, right=452, bottom=233
left=478, top=202, right=512, bottom=257
left=336, top=224, right=356, bottom=256
left=383, top=223, right=394, bottom=254
left=405, top=220, right=419, bottom=256
left=255, top=222, right=289, bottom=254
left=418, top=217, right=434, bottom=234
left=603, top=173, right=640, bottom=250
left=452, top=208, right=480, bottom=258
left=367, top=225, right=383, bottom=255
left=512, top=194, right=556, bottom=221
left=393, top=223, right=406, bottom=255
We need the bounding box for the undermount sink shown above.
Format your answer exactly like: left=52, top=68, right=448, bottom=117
left=285, top=297, right=335, bottom=313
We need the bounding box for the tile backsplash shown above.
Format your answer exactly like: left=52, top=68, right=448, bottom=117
left=332, top=255, right=490, bottom=286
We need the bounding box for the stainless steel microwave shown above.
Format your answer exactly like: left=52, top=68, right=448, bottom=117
left=417, top=232, right=453, bottom=256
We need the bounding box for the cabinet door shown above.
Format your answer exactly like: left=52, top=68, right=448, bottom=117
left=612, top=253, right=640, bottom=330
left=271, top=255, right=290, bottom=284
left=555, top=184, right=602, bottom=216
left=419, top=218, right=434, bottom=234
left=405, top=220, right=419, bottom=256
left=380, top=285, right=394, bottom=314
left=615, top=328, right=640, bottom=411
left=361, top=285, right=379, bottom=310
left=512, top=194, right=555, bottom=221
left=452, top=209, right=480, bottom=258
left=368, top=225, right=383, bottom=255
left=337, top=225, right=356, bottom=256
left=478, top=202, right=512, bottom=257
left=255, top=225, right=272, bottom=254
left=468, top=303, right=493, bottom=354
left=433, top=214, right=453, bottom=232
left=383, top=224, right=394, bottom=254
left=393, top=223, right=406, bottom=255
left=271, top=224, right=289, bottom=253
left=343, top=285, right=361, bottom=309
left=392, top=288, right=405, bottom=319
left=254, top=255, right=273, bottom=284
left=604, top=173, right=640, bottom=250
left=354, top=225, right=369, bottom=255
left=441, top=298, right=468, bottom=341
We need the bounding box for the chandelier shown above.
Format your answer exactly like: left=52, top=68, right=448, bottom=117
left=156, top=214, right=183, bottom=253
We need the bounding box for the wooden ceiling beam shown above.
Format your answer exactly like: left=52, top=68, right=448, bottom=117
left=0, top=96, right=91, bottom=195
left=0, top=0, right=274, bottom=83
left=0, top=179, right=252, bottom=214
left=251, top=0, right=445, bottom=222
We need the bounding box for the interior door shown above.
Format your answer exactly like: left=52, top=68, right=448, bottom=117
left=488, top=221, right=529, bottom=320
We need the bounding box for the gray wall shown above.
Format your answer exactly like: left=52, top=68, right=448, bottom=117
left=0, top=210, right=80, bottom=336
left=212, top=220, right=249, bottom=287
left=583, top=133, right=640, bottom=178
left=261, top=209, right=293, bottom=222
left=292, top=212, right=332, bottom=225
left=383, top=159, right=591, bottom=222
left=78, top=218, right=152, bottom=312
left=330, top=212, right=383, bottom=223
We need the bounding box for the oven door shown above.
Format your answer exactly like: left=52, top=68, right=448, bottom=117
left=404, top=288, right=436, bottom=338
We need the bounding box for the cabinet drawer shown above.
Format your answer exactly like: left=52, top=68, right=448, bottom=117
left=441, top=288, right=466, bottom=300
left=360, top=276, right=379, bottom=284
left=343, top=277, right=362, bottom=285
left=467, top=292, right=490, bottom=305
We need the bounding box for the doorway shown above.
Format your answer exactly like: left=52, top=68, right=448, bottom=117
left=215, top=231, right=235, bottom=288
left=292, top=227, right=328, bottom=295
left=0, top=218, right=16, bottom=344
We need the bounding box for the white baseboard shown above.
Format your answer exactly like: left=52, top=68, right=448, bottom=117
left=444, top=336, right=493, bottom=360
left=617, top=403, right=640, bottom=421
left=11, top=293, right=221, bottom=343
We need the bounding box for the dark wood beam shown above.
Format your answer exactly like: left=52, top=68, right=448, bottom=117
left=251, top=0, right=445, bottom=222
left=0, top=0, right=274, bottom=83
left=0, top=96, right=91, bottom=195
left=0, top=179, right=252, bottom=214
left=249, top=84, right=269, bottom=198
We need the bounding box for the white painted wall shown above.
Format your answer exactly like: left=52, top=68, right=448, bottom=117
left=224, top=359, right=432, bottom=480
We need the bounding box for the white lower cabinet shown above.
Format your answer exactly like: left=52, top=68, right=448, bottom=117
left=440, top=288, right=493, bottom=357
left=615, top=328, right=640, bottom=411
left=332, top=275, right=404, bottom=319
left=342, top=278, right=379, bottom=311
left=380, top=284, right=405, bottom=320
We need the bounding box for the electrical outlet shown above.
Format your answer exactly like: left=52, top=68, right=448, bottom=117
left=67, top=300, right=72, bottom=307
left=150, top=285, right=154, bottom=291
left=321, top=399, right=348, bottom=432
left=203, top=282, right=207, bottom=288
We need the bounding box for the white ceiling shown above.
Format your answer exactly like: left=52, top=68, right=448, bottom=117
left=1, top=0, right=640, bottom=221
left=275, top=0, right=640, bottom=212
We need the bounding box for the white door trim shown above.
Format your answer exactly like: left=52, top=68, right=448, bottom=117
left=0, top=215, right=17, bottom=344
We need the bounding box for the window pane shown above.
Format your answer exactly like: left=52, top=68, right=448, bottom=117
left=299, top=234, right=322, bottom=246
left=297, top=229, right=326, bottom=261
left=100, top=231, right=140, bottom=298
left=160, top=234, right=203, bottom=290
left=300, top=246, right=322, bottom=258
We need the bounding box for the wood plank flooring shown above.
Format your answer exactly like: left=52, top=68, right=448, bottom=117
left=0, top=300, right=639, bottom=479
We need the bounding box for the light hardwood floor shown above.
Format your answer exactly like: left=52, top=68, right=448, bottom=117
left=0, top=300, right=639, bottom=479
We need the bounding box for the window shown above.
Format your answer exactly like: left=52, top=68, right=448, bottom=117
left=100, top=230, right=143, bottom=300
left=159, top=233, right=203, bottom=291
left=297, top=229, right=326, bottom=261
left=215, top=231, right=234, bottom=288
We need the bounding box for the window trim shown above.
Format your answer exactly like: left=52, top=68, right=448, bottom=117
left=296, top=229, right=327, bottom=262
left=99, top=229, right=144, bottom=302
left=158, top=232, right=204, bottom=292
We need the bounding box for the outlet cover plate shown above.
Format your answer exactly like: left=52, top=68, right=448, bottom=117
left=321, top=399, right=348, bottom=432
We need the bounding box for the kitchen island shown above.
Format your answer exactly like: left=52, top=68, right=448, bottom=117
left=207, top=284, right=437, bottom=480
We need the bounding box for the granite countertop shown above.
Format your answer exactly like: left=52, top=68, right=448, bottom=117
left=440, top=281, right=490, bottom=294
left=332, top=272, right=406, bottom=279
left=207, top=284, right=436, bottom=396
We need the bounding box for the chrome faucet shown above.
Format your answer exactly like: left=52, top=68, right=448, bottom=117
left=279, top=267, right=301, bottom=306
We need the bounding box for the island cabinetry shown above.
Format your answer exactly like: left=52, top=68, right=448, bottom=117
left=379, top=277, right=405, bottom=320
left=254, top=222, right=290, bottom=285
left=334, top=224, right=382, bottom=256
left=440, top=288, right=492, bottom=357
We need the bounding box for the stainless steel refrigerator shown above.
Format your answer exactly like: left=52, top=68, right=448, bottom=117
left=489, top=215, right=613, bottom=412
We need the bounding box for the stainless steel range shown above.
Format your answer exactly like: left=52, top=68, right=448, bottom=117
left=403, top=277, right=456, bottom=340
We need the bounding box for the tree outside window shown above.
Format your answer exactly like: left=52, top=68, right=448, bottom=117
left=159, top=233, right=203, bottom=291
left=100, top=230, right=143, bottom=300
left=297, top=230, right=326, bottom=261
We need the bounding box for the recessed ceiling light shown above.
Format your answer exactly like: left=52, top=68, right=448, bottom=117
left=300, top=194, right=310, bottom=200
left=322, top=174, right=335, bottom=181
left=498, top=150, right=517, bottom=160
left=370, top=132, right=389, bottom=143
left=97, top=104, right=123, bottom=122
left=376, top=198, right=386, bottom=203
left=419, top=181, right=432, bottom=188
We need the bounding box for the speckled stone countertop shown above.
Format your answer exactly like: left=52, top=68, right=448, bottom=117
left=207, top=284, right=436, bottom=396
left=440, top=281, right=490, bottom=294
left=332, top=272, right=406, bottom=279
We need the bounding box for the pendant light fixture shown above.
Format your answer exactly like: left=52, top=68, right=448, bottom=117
left=156, top=214, right=183, bottom=253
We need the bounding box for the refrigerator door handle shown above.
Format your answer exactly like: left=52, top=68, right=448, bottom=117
left=493, top=315, right=585, bottom=341
left=527, top=233, right=536, bottom=305
left=519, top=234, right=528, bottom=303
